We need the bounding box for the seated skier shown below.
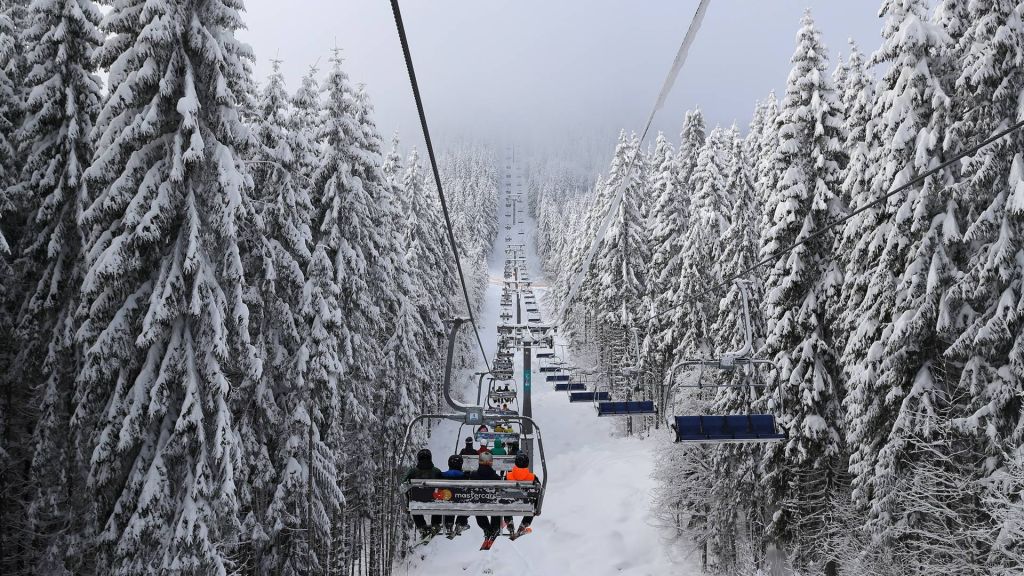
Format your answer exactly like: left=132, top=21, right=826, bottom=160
left=503, top=453, right=538, bottom=538
left=403, top=449, right=443, bottom=537
left=471, top=452, right=503, bottom=546
left=440, top=455, right=470, bottom=535
left=491, top=438, right=507, bottom=456
left=458, top=437, right=478, bottom=456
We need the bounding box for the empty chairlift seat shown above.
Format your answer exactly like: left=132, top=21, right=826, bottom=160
left=554, top=382, right=588, bottom=392
left=596, top=400, right=657, bottom=417
left=546, top=374, right=570, bottom=382
left=536, top=351, right=556, bottom=359
left=672, top=414, right=785, bottom=443
left=569, top=391, right=610, bottom=403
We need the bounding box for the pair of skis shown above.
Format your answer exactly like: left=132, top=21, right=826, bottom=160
left=479, top=524, right=532, bottom=551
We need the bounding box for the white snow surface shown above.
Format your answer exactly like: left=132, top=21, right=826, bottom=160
left=398, top=163, right=701, bottom=576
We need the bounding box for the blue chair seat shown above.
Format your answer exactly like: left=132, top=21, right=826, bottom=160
left=672, top=414, right=785, bottom=443
left=569, top=391, right=610, bottom=403
left=554, top=382, right=588, bottom=392
left=546, top=374, right=570, bottom=382
left=596, top=400, right=656, bottom=416
left=539, top=366, right=562, bottom=373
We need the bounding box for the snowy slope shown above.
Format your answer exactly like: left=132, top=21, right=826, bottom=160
left=398, top=162, right=702, bottom=576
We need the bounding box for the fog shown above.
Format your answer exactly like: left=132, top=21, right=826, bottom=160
left=240, top=1, right=884, bottom=167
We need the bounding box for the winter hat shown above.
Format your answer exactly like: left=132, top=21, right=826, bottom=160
left=465, top=437, right=474, bottom=444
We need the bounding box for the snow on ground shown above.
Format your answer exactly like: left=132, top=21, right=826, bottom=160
left=398, top=163, right=702, bottom=576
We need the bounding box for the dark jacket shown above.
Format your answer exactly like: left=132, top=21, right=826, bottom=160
left=404, top=462, right=442, bottom=482
left=459, top=446, right=478, bottom=456
left=471, top=465, right=501, bottom=481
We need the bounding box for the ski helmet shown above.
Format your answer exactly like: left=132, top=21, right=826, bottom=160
left=448, top=454, right=463, bottom=470
left=514, top=453, right=529, bottom=468
left=417, top=448, right=432, bottom=464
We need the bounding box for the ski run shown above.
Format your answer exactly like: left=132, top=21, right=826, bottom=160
left=0, top=1, right=1022, bottom=576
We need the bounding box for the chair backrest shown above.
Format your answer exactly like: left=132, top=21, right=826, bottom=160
left=749, top=414, right=778, bottom=435
left=701, top=415, right=727, bottom=437
left=633, top=401, right=655, bottom=413
left=674, top=416, right=703, bottom=437
left=725, top=415, right=752, bottom=436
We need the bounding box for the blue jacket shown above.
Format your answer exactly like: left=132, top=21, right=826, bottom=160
left=441, top=469, right=464, bottom=479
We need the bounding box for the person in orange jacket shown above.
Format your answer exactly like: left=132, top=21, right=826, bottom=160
left=503, top=453, right=538, bottom=537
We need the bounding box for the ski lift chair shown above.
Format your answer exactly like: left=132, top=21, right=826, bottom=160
left=593, top=379, right=658, bottom=417
left=401, top=320, right=547, bottom=518
left=663, top=280, right=786, bottom=444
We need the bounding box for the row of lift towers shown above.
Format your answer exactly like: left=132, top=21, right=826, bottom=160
left=400, top=160, right=552, bottom=525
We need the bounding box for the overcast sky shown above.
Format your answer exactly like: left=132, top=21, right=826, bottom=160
left=240, top=1, right=886, bottom=165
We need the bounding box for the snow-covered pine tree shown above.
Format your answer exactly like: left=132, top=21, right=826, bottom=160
left=402, top=149, right=455, bottom=414
left=705, top=126, right=768, bottom=574
left=76, top=0, right=260, bottom=572
left=346, top=82, right=424, bottom=573
left=677, top=109, right=707, bottom=208
left=297, top=244, right=345, bottom=574
left=656, top=129, right=735, bottom=554
left=0, top=3, right=28, bottom=572
left=757, top=12, right=847, bottom=575
left=639, top=111, right=708, bottom=375
left=371, top=140, right=428, bottom=568
left=831, top=41, right=875, bottom=348
left=554, top=176, right=603, bottom=325
left=946, top=0, right=1024, bottom=462
left=10, top=0, right=104, bottom=570
left=744, top=98, right=770, bottom=172
left=237, top=59, right=321, bottom=576
left=667, top=126, right=730, bottom=364
left=594, top=133, right=648, bottom=328
left=841, top=0, right=957, bottom=555
left=290, top=65, right=322, bottom=188
left=753, top=92, right=781, bottom=245
left=312, top=52, right=410, bottom=571
left=836, top=42, right=873, bottom=208
left=0, top=8, right=16, bottom=254
left=941, top=2, right=1024, bottom=572
left=639, top=133, right=677, bottom=376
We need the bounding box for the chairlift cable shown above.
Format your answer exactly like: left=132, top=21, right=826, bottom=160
left=635, top=117, right=1024, bottom=331
left=389, top=0, right=491, bottom=371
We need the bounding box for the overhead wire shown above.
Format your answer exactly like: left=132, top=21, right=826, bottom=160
left=557, top=0, right=713, bottom=324
left=635, top=117, right=1024, bottom=330
left=389, top=0, right=491, bottom=372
